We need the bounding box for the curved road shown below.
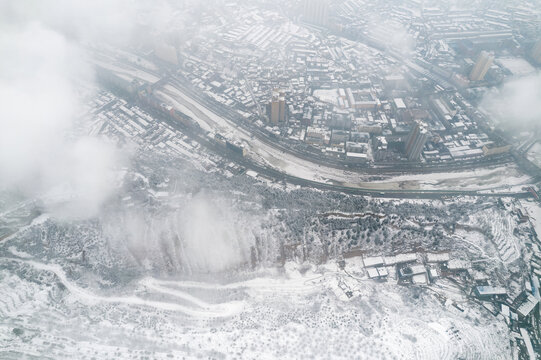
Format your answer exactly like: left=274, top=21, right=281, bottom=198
left=153, top=104, right=532, bottom=200
left=94, top=54, right=536, bottom=199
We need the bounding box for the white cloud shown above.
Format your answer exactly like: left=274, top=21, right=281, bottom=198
left=366, top=18, right=416, bottom=59
left=105, top=192, right=256, bottom=274
left=0, top=0, right=138, bottom=44
left=178, top=193, right=255, bottom=273
left=481, top=71, right=541, bottom=132
left=0, top=6, right=130, bottom=218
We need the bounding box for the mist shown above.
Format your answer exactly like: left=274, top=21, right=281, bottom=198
left=366, top=17, right=415, bottom=59
left=480, top=72, right=541, bottom=133
left=0, top=1, right=139, bottom=219
left=103, top=192, right=258, bottom=274
left=0, top=24, right=123, bottom=219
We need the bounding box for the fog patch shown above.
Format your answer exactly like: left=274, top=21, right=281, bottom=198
left=366, top=18, right=415, bottom=59
left=0, top=0, right=137, bottom=45
left=179, top=193, right=254, bottom=273
left=0, top=20, right=127, bottom=218
left=105, top=192, right=257, bottom=274
left=480, top=71, right=541, bottom=133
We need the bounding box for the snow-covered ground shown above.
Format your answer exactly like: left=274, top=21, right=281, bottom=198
left=0, top=256, right=511, bottom=360
left=0, top=141, right=526, bottom=359
left=91, top=55, right=161, bottom=84
left=521, top=199, right=541, bottom=237
left=376, top=164, right=531, bottom=191
left=527, top=142, right=541, bottom=168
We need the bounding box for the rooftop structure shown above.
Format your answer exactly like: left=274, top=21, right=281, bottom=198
left=514, top=292, right=539, bottom=318
left=426, top=252, right=450, bottom=263
left=363, top=256, right=385, bottom=268
left=303, top=0, right=329, bottom=27
left=474, top=286, right=507, bottom=298
left=384, top=253, right=417, bottom=266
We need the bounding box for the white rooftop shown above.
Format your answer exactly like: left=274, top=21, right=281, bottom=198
left=517, top=294, right=539, bottom=318
left=410, top=265, right=427, bottom=275
left=412, top=274, right=428, bottom=285
left=384, top=253, right=417, bottom=265
left=476, top=286, right=507, bottom=296
left=363, top=256, right=384, bottom=268
left=447, top=259, right=470, bottom=270
left=426, top=252, right=450, bottom=263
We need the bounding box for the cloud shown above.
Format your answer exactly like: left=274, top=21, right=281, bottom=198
left=480, top=71, right=541, bottom=132
left=0, top=5, right=131, bottom=218
left=178, top=193, right=255, bottom=273
left=0, top=0, right=138, bottom=44
left=105, top=192, right=256, bottom=274
left=0, top=1, right=255, bottom=270
left=366, top=17, right=416, bottom=58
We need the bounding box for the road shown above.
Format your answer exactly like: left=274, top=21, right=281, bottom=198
left=168, top=75, right=515, bottom=176
left=92, top=53, right=536, bottom=199
left=150, top=100, right=532, bottom=200
left=97, top=53, right=516, bottom=176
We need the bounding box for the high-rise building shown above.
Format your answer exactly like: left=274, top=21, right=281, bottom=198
left=267, top=90, right=286, bottom=124
left=278, top=93, right=286, bottom=123
left=469, top=51, right=494, bottom=81
left=531, top=40, right=541, bottom=64
left=303, top=0, right=329, bottom=27
left=405, top=121, right=429, bottom=161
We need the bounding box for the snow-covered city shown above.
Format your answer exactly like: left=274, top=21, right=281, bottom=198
left=1, top=0, right=541, bottom=359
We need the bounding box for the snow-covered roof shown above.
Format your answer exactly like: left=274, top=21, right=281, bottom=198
left=447, top=259, right=470, bottom=270
left=475, top=286, right=507, bottom=296
left=426, top=252, right=450, bottom=263
left=363, top=256, right=384, bottom=268
left=410, top=265, right=427, bottom=275
left=366, top=267, right=379, bottom=278
left=516, top=294, right=539, bottom=318
left=412, top=274, right=428, bottom=285
left=384, top=253, right=417, bottom=265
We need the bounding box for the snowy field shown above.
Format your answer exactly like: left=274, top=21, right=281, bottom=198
left=527, top=142, right=541, bottom=169
left=0, top=256, right=511, bottom=360
left=0, top=172, right=526, bottom=359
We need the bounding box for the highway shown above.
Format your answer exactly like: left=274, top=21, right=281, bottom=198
left=99, top=53, right=515, bottom=176
left=94, top=54, right=537, bottom=199
left=167, top=75, right=515, bottom=176
left=150, top=98, right=533, bottom=200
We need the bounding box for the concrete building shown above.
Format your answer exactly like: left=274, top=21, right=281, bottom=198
left=473, top=285, right=507, bottom=300
left=267, top=90, right=286, bottom=124
left=305, top=126, right=329, bottom=145
left=469, top=51, right=494, bottom=81
left=363, top=256, right=385, bottom=268
left=330, top=129, right=348, bottom=145
left=405, top=121, right=429, bottom=161
left=303, top=0, right=329, bottom=27
left=513, top=292, right=539, bottom=318
left=482, top=144, right=511, bottom=156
